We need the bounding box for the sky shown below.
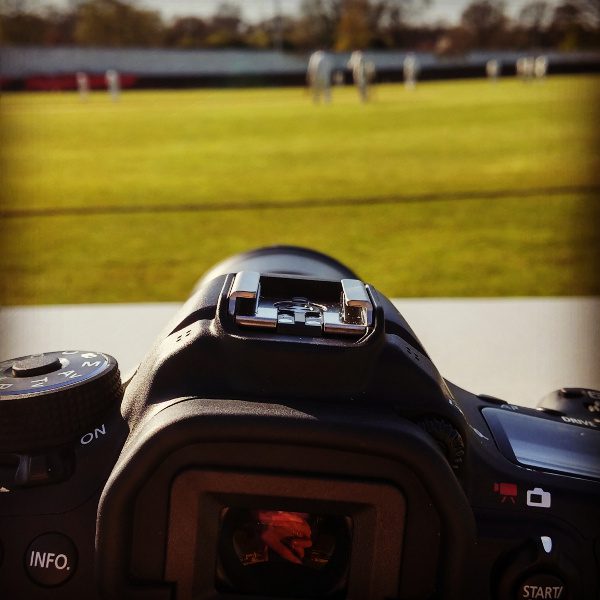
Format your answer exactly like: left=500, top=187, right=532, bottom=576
left=38, top=0, right=556, bottom=25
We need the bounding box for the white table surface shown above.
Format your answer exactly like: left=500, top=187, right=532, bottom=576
left=1, top=298, right=599, bottom=407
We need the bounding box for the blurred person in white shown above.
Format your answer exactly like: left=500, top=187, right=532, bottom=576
left=105, top=69, right=121, bottom=101
left=534, top=56, right=549, bottom=79
left=307, top=50, right=333, bottom=104
left=347, top=50, right=369, bottom=102
left=403, top=53, right=420, bottom=90
left=76, top=72, right=90, bottom=100
left=516, top=56, right=535, bottom=81
left=486, top=59, right=501, bottom=82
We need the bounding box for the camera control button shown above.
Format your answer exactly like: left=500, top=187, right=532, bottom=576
left=516, top=573, right=567, bottom=599
left=11, top=355, right=62, bottom=378
left=25, top=533, right=77, bottom=587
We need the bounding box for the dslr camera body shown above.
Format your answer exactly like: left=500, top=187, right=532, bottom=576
left=1, top=246, right=599, bottom=600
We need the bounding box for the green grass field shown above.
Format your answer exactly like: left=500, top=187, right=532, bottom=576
left=1, top=75, right=599, bottom=304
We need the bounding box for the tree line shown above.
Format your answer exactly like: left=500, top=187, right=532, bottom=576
left=0, top=0, right=598, bottom=52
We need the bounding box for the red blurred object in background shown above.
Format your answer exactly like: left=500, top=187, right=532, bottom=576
left=25, top=73, right=137, bottom=91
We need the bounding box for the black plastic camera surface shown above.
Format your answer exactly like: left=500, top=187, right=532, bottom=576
left=1, top=246, right=599, bottom=600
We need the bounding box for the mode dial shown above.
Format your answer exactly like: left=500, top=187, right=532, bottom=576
left=0, top=351, right=122, bottom=453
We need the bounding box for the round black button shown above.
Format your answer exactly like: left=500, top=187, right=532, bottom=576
left=517, top=573, right=568, bottom=599
left=25, top=532, right=77, bottom=587
left=11, top=355, right=62, bottom=378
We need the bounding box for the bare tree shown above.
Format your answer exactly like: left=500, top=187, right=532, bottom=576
left=73, top=0, right=163, bottom=47
left=461, top=0, right=508, bottom=48
left=518, top=1, right=551, bottom=47
left=165, top=17, right=208, bottom=48
left=336, top=0, right=373, bottom=50
left=573, top=0, right=600, bottom=25
left=292, top=0, right=344, bottom=49
left=519, top=1, right=551, bottom=29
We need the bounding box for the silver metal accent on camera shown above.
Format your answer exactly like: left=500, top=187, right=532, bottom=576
left=228, top=272, right=373, bottom=337
left=229, top=271, right=277, bottom=329
left=228, top=271, right=259, bottom=307
left=540, top=536, right=553, bottom=554
left=343, top=278, right=373, bottom=322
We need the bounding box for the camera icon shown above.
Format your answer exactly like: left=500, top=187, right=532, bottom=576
left=526, top=487, right=551, bottom=508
